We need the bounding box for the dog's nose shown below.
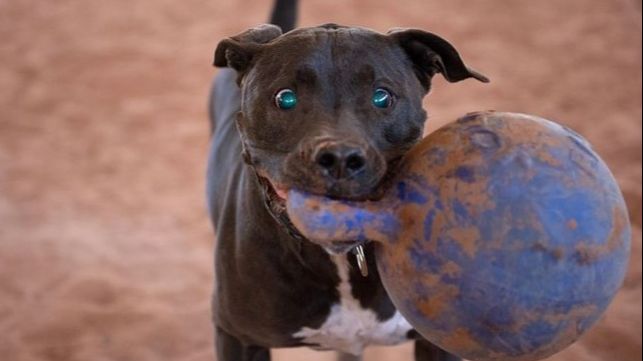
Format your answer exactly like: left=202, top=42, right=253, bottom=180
left=313, top=143, right=367, bottom=180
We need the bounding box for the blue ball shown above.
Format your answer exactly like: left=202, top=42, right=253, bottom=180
left=287, top=111, right=631, bottom=361
left=377, top=112, right=631, bottom=361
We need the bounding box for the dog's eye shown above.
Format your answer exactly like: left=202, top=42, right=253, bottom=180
left=275, top=89, right=297, bottom=110
left=372, top=88, right=393, bottom=108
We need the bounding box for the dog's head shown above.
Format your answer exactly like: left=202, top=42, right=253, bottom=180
left=214, top=24, right=487, bottom=249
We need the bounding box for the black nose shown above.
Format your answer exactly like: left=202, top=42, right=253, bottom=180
left=313, top=143, right=367, bottom=180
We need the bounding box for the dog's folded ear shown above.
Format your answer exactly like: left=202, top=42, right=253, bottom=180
left=388, top=28, right=489, bottom=88
left=214, top=24, right=283, bottom=73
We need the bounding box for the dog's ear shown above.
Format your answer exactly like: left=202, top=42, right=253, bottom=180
left=388, top=28, right=489, bottom=88
left=214, top=24, right=283, bottom=73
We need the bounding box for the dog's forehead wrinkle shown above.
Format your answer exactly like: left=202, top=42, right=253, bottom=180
left=259, top=30, right=406, bottom=96
left=295, top=66, right=317, bottom=85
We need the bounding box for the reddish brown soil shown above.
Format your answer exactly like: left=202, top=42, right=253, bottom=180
left=0, top=1, right=640, bottom=360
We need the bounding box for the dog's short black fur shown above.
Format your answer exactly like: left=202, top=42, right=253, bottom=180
left=208, top=1, right=487, bottom=360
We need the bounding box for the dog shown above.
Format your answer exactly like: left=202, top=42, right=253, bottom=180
left=207, top=1, right=488, bottom=360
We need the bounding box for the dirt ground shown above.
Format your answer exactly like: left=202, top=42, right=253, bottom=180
left=0, top=0, right=640, bottom=360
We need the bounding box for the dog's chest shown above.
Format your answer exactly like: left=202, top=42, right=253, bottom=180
left=292, top=255, right=412, bottom=355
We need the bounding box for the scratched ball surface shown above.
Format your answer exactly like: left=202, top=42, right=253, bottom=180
left=377, top=112, right=630, bottom=360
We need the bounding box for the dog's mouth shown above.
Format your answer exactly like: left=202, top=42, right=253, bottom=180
left=254, top=155, right=404, bottom=255
left=256, top=174, right=370, bottom=255
left=257, top=174, right=289, bottom=212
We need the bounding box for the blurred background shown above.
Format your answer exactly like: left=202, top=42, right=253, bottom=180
left=0, top=0, right=640, bottom=360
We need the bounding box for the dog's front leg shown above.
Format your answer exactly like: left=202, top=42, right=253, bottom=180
left=415, top=338, right=461, bottom=361
left=216, top=326, right=271, bottom=361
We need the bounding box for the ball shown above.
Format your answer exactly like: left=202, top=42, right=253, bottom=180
left=375, top=111, right=631, bottom=360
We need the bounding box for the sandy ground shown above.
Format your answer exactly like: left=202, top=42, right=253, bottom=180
left=0, top=0, right=640, bottom=360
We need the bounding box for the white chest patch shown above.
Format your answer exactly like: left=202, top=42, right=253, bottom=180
left=292, top=255, right=413, bottom=355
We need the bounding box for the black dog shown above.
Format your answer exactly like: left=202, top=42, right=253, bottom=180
left=208, top=1, right=487, bottom=360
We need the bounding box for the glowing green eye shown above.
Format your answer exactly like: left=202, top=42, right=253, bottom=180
left=372, top=88, right=393, bottom=108
left=275, top=89, right=297, bottom=110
